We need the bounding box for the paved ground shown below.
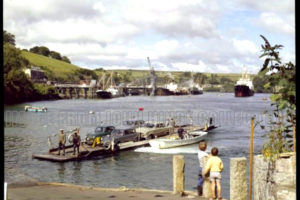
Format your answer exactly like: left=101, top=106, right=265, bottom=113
left=7, top=183, right=213, bottom=200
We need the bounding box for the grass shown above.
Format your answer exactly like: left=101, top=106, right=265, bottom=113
left=21, top=51, right=80, bottom=80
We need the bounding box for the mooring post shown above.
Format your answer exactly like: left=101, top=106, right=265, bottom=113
left=202, top=156, right=212, bottom=198
left=249, top=117, right=254, bottom=200
left=230, top=157, right=247, bottom=200
left=173, top=155, right=185, bottom=194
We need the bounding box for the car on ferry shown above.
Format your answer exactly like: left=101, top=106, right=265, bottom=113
left=85, top=125, right=115, bottom=145
left=101, top=127, right=141, bottom=150
left=135, top=121, right=171, bottom=140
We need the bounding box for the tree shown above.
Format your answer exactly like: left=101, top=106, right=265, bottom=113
left=4, top=30, right=15, bottom=46
left=252, top=71, right=273, bottom=93
left=39, top=46, right=50, bottom=56
left=61, top=56, right=71, bottom=63
left=4, top=43, right=29, bottom=73
left=49, top=51, right=62, bottom=60
left=209, top=74, right=219, bottom=84
left=259, top=35, right=296, bottom=160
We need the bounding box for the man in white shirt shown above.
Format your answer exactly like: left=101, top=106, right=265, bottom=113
left=197, top=140, right=209, bottom=196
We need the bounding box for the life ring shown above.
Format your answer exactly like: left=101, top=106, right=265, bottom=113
left=68, top=132, right=74, bottom=144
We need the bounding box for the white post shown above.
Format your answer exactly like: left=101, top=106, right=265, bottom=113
left=4, top=182, right=7, bottom=200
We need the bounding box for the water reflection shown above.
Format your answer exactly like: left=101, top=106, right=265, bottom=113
left=57, top=163, right=66, bottom=182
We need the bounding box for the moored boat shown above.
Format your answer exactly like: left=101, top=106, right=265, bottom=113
left=24, top=106, right=47, bottom=112
left=149, top=131, right=207, bottom=149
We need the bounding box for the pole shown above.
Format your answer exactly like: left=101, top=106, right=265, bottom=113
left=293, top=124, right=296, bottom=152
left=249, top=117, right=254, bottom=200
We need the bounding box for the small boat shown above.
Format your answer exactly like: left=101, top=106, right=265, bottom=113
left=149, top=131, right=207, bottom=149
left=24, top=106, right=47, bottom=112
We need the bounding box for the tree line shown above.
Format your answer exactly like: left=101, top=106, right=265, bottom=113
left=4, top=30, right=60, bottom=105
left=28, top=46, right=71, bottom=63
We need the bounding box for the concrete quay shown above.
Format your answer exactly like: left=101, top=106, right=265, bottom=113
left=7, top=182, right=218, bottom=200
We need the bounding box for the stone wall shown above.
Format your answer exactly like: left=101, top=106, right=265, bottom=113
left=253, top=153, right=296, bottom=200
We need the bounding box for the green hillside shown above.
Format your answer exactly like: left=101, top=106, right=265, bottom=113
left=21, top=50, right=80, bottom=81
left=21, top=50, right=256, bottom=85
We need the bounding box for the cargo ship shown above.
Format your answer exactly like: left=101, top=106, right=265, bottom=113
left=234, top=69, right=254, bottom=97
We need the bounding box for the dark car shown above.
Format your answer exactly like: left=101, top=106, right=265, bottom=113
left=101, top=127, right=141, bottom=150
left=123, top=120, right=145, bottom=127
left=85, top=125, right=115, bottom=145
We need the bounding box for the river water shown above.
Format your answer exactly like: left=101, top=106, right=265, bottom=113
left=4, top=92, right=272, bottom=199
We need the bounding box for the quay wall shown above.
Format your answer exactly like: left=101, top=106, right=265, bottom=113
left=253, top=153, right=296, bottom=200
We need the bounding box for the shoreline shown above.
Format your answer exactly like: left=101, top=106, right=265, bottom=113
left=7, top=181, right=212, bottom=200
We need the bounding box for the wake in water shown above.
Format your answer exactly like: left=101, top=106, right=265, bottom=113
left=134, top=144, right=210, bottom=154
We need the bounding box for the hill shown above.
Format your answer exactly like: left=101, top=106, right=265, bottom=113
left=21, top=50, right=256, bottom=85
left=21, top=50, right=81, bottom=81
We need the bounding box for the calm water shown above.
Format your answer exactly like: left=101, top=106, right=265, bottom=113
left=4, top=93, right=272, bottom=199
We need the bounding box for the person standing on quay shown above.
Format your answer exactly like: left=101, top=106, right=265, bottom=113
left=203, top=147, right=223, bottom=199
left=197, top=140, right=209, bottom=196
left=57, top=129, right=66, bottom=156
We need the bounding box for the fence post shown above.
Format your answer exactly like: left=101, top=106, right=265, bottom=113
left=173, top=155, right=185, bottom=194
left=230, top=157, right=247, bottom=200
left=249, top=117, right=254, bottom=200
left=202, top=156, right=212, bottom=198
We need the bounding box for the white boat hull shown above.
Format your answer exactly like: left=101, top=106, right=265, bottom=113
left=149, top=132, right=207, bottom=149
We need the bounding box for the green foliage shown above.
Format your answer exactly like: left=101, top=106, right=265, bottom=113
left=4, top=42, right=60, bottom=104
left=49, top=50, right=62, bottom=60
left=203, top=86, right=221, bottom=92
left=21, top=50, right=79, bottom=81
left=61, top=56, right=71, bottom=63
left=4, top=43, right=29, bottom=73
left=33, top=84, right=60, bottom=100
left=75, top=68, right=98, bottom=80
left=94, top=67, right=105, bottom=72
left=39, top=46, right=50, bottom=56
left=209, top=74, right=219, bottom=84
left=29, top=45, right=71, bottom=63
left=4, top=30, right=15, bottom=46
left=4, top=69, right=35, bottom=104
left=253, top=72, right=273, bottom=93
left=259, top=35, right=296, bottom=160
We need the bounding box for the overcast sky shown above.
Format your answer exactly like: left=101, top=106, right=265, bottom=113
left=4, top=0, right=295, bottom=74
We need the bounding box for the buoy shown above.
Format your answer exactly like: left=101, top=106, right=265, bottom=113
left=138, top=107, right=144, bottom=111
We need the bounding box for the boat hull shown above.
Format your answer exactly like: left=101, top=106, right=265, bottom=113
left=96, top=91, right=112, bottom=99
left=234, top=85, right=254, bottom=97
left=149, top=132, right=207, bottom=149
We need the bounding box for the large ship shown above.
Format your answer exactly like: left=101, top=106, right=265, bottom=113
left=234, top=69, right=254, bottom=97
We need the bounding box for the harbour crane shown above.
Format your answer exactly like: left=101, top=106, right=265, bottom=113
left=147, top=57, right=157, bottom=96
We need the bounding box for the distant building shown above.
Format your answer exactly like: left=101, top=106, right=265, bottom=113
left=24, top=66, right=47, bottom=83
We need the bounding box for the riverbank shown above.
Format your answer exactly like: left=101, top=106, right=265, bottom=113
left=7, top=182, right=213, bottom=200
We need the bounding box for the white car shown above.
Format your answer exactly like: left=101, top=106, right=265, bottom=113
left=135, top=121, right=171, bottom=140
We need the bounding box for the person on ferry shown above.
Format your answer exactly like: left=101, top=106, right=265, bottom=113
left=58, top=129, right=66, bottom=156
left=177, top=126, right=184, bottom=139
left=72, top=130, right=81, bottom=156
